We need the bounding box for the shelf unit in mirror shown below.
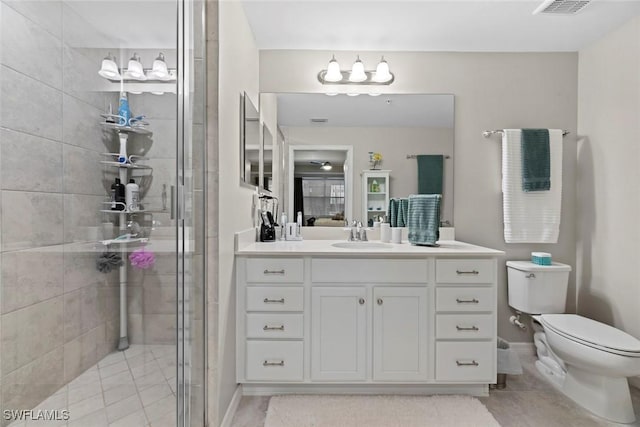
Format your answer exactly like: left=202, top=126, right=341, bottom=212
left=363, top=170, right=390, bottom=224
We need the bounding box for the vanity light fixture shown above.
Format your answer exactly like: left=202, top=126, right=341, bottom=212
left=318, top=55, right=395, bottom=86
left=321, top=162, right=333, bottom=171
left=98, top=53, right=121, bottom=79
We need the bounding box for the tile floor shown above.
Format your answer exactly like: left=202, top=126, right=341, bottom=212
left=7, top=345, right=177, bottom=427
left=230, top=348, right=640, bottom=427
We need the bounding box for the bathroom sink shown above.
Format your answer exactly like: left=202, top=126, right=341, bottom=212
left=331, top=242, right=392, bottom=250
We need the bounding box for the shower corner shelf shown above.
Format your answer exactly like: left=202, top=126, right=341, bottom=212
left=100, top=121, right=151, bottom=135
left=100, top=153, right=152, bottom=170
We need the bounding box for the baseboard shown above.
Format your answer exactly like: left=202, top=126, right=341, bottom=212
left=220, top=385, right=243, bottom=427
left=242, top=383, right=489, bottom=397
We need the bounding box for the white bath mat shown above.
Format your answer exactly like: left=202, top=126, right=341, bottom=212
left=264, top=395, right=500, bottom=427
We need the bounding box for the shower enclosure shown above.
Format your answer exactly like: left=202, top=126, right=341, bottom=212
left=0, top=0, right=206, bottom=426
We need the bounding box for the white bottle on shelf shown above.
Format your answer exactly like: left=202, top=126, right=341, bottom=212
left=125, top=179, right=140, bottom=212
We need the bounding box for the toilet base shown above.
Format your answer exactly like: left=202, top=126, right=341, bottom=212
left=563, top=365, right=636, bottom=424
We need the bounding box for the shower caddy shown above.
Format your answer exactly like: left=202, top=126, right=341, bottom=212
left=99, top=118, right=151, bottom=350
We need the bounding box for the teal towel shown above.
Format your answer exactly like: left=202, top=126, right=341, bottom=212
left=407, top=194, right=442, bottom=246
left=417, top=155, right=444, bottom=195
left=388, top=198, right=398, bottom=227
left=521, top=129, right=550, bottom=192
left=398, top=198, right=409, bottom=227
left=387, top=198, right=409, bottom=227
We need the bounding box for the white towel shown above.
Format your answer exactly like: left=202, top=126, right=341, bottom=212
left=502, top=129, right=562, bottom=243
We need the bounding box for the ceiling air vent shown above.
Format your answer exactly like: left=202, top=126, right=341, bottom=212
left=533, top=0, right=591, bottom=15
left=310, top=118, right=328, bottom=124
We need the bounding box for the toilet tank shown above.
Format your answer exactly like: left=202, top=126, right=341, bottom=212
left=507, top=261, right=572, bottom=314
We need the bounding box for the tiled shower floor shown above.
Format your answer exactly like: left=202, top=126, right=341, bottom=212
left=8, top=345, right=177, bottom=427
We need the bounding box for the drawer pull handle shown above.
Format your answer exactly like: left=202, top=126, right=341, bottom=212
left=456, top=270, right=479, bottom=275
left=263, top=298, right=285, bottom=304
left=456, top=298, right=479, bottom=304
left=264, top=269, right=285, bottom=275
left=456, top=325, right=479, bottom=331
left=526, top=273, right=536, bottom=279
left=263, top=360, right=285, bottom=367
left=456, top=360, right=479, bottom=367
left=263, top=325, right=285, bottom=331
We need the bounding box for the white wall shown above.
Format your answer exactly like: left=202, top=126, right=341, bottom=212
left=577, top=18, right=640, bottom=347
left=218, top=1, right=259, bottom=423
left=261, top=50, right=578, bottom=342
left=281, top=126, right=454, bottom=224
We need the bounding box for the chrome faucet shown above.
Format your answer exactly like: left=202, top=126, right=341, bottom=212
left=348, top=220, right=368, bottom=241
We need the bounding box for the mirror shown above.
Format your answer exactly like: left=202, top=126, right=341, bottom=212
left=268, top=93, right=454, bottom=226
left=240, top=92, right=260, bottom=187
left=262, top=124, right=273, bottom=191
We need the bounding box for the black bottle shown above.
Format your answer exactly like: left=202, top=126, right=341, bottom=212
left=111, top=178, right=125, bottom=211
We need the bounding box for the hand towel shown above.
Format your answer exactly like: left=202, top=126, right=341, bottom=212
left=387, top=198, right=409, bottom=227
left=502, top=129, right=562, bottom=243
left=407, top=194, right=441, bottom=246
left=388, top=198, right=398, bottom=227
left=417, top=155, right=444, bottom=195
left=521, top=129, right=550, bottom=191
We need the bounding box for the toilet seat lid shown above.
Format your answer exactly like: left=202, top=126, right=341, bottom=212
left=541, top=314, right=640, bottom=354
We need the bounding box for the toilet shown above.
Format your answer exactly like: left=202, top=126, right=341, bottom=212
left=507, top=260, right=640, bottom=424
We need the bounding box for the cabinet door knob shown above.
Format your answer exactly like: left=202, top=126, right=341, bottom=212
left=377, top=298, right=383, bottom=305
left=359, top=298, right=365, bottom=305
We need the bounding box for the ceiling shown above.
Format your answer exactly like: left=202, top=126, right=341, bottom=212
left=242, top=0, right=640, bottom=52
left=277, top=93, right=454, bottom=127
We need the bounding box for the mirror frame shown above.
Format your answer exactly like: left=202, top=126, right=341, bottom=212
left=287, top=144, right=354, bottom=223
left=239, top=92, right=259, bottom=189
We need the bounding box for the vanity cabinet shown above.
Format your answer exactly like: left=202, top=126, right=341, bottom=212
left=236, top=243, right=502, bottom=395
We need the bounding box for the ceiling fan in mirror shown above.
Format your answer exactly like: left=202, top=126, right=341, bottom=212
left=310, top=161, right=333, bottom=171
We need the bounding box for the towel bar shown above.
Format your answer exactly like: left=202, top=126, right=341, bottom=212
left=483, top=129, right=569, bottom=138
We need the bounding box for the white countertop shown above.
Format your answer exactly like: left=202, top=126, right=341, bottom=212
left=236, top=239, right=504, bottom=257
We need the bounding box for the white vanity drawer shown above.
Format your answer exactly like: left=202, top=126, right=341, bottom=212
left=312, top=259, right=428, bottom=283
left=246, top=287, right=304, bottom=312
left=436, top=287, right=493, bottom=312
left=246, top=341, right=303, bottom=382
left=246, top=258, right=304, bottom=283
left=246, top=313, right=304, bottom=339
left=436, top=314, right=494, bottom=340
left=436, top=341, right=494, bottom=382
left=436, top=259, right=494, bottom=284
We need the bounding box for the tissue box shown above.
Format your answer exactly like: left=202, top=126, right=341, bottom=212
left=532, top=252, right=552, bottom=265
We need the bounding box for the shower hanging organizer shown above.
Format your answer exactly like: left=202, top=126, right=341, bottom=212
left=99, top=94, right=152, bottom=351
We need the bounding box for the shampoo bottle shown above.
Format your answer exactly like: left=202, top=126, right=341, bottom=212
left=125, top=179, right=140, bottom=212
left=118, top=91, right=130, bottom=126
left=113, top=178, right=125, bottom=211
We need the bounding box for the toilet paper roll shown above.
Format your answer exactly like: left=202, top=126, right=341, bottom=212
left=380, top=223, right=391, bottom=242
left=391, top=227, right=402, bottom=244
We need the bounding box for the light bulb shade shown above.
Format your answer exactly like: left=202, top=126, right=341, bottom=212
left=124, top=54, right=146, bottom=81
left=324, top=58, right=342, bottom=82
left=98, top=57, right=120, bottom=79
left=321, top=162, right=332, bottom=170
left=147, top=53, right=170, bottom=80
left=349, top=58, right=367, bottom=82
left=373, top=59, right=392, bottom=83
